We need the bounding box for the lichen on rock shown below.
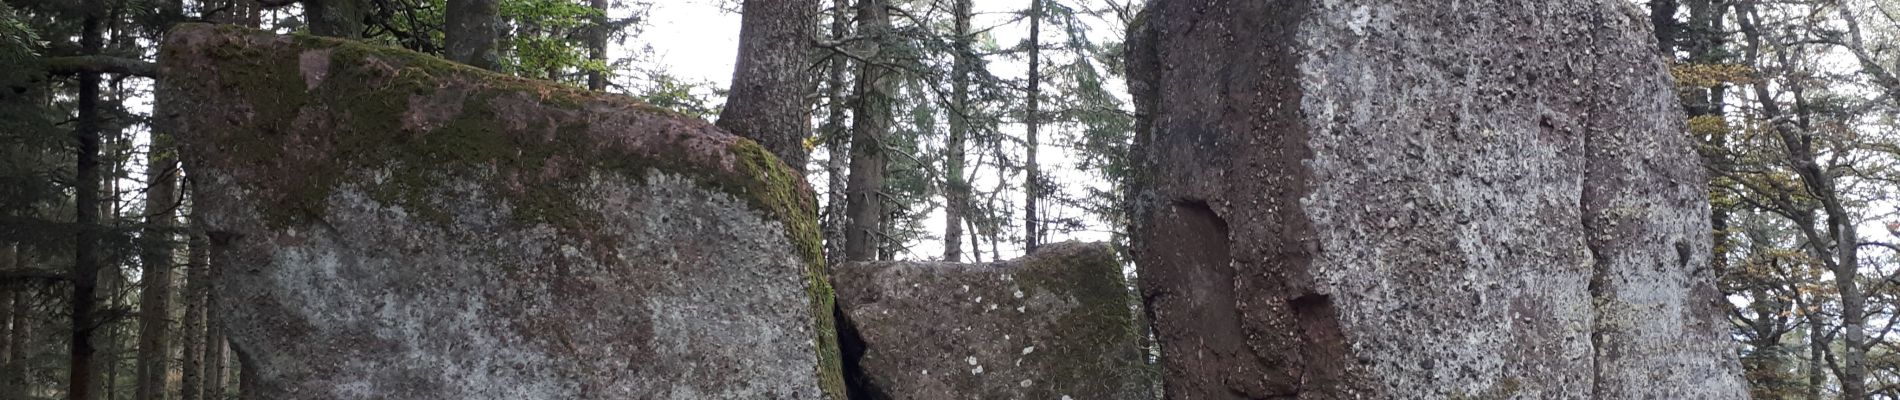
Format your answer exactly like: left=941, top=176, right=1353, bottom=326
left=831, top=242, right=1156, bottom=400
left=1128, top=0, right=1747, bottom=398
left=160, top=23, right=841, bottom=399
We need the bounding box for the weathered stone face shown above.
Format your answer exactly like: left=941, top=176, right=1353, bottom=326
left=832, top=242, right=1155, bottom=400
left=159, top=24, right=842, bottom=399
left=1127, top=1, right=1746, bottom=398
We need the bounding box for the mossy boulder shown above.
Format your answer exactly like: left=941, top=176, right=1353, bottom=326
left=831, top=242, right=1156, bottom=400
left=159, top=24, right=842, bottom=399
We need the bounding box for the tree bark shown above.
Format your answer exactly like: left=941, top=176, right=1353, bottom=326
left=942, top=0, right=972, bottom=262
left=444, top=0, right=502, bottom=70
left=68, top=0, right=107, bottom=397
left=5, top=267, right=24, bottom=400
left=1736, top=4, right=1865, bottom=398
left=134, top=123, right=182, bottom=400
left=820, top=0, right=852, bottom=266
left=237, top=353, right=255, bottom=400
left=719, top=0, right=819, bottom=173
left=1022, top=0, right=1043, bottom=253
left=304, top=0, right=367, bottom=38
left=203, top=321, right=226, bottom=400
left=843, top=0, right=893, bottom=262
left=179, top=231, right=209, bottom=400
left=1677, top=0, right=1732, bottom=275
left=1648, top=0, right=1678, bottom=54
left=0, top=245, right=12, bottom=367
left=587, top=0, right=609, bottom=90
left=1806, top=313, right=1824, bottom=400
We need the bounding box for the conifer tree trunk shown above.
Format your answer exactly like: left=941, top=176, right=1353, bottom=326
left=844, top=0, right=893, bottom=262
left=1022, top=0, right=1043, bottom=252
left=5, top=261, right=24, bottom=400
left=720, top=0, right=819, bottom=172
left=0, top=245, right=11, bottom=370
left=820, top=0, right=853, bottom=266
left=133, top=122, right=181, bottom=400
left=943, top=0, right=973, bottom=262
left=179, top=231, right=209, bottom=400
left=68, top=0, right=107, bottom=397
left=587, top=0, right=609, bottom=91
left=305, top=0, right=368, bottom=38
left=445, top=0, right=502, bottom=70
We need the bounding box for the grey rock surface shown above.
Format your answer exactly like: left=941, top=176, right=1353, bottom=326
left=833, top=242, right=1155, bottom=400
left=159, top=24, right=842, bottom=399
left=1126, top=1, right=1747, bottom=398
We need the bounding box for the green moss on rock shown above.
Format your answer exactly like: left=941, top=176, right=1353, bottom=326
left=163, top=23, right=844, bottom=400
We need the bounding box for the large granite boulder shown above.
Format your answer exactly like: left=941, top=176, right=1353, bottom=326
left=1126, top=1, right=1747, bottom=398
left=159, top=24, right=842, bottom=399
left=832, top=242, right=1154, bottom=399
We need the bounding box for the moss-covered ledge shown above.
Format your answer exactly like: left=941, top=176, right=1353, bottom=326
left=158, top=23, right=842, bottom=399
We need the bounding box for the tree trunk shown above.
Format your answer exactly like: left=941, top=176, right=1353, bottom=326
left=5, top=266, right=25, bottom=400
left=967, top=215, right=983, bottom=263
left=719, top=0, right=818, bottom=173
left=1834, top=218, right=1866, bottom=399
left=1736, top=4, right=1865, bottom=397
left=0, top=245, right=11, bottom=370
left=134, top=133, right=181, bottom=400
left=5, top=246, right=26, bottom=400
left=68, top=0, right=107, bottom=397
left=1648, top=0, right=1678, bottom=54
left=444, top=0, right=502, bottom=70
left=843, top=0, right=893, bottom=262
left=179, top=231, right=209, bottom=400
left=820, top=0, right=852, bottom=266
left=587, top=0, right=609, bottom=90
left=203, top=327, right=225, bottom=400
left=237, top=354, right=255, bottom=400
left=305, top=0, right=367, bottom=38
left=942, top=0, right=973, bottom=262
left=1022, top=0, right=1043, bottom=253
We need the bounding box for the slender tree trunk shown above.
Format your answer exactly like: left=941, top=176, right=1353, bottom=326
left=820, top=0, right=853, bottom=266
left=203, top=332, right=225, bottom=400
left=1807, top=323, right=1823, bottom=400
left=1737, top=5, right=1864, bottom=397
left=5, top=266, right=25, bottom=400
left=587, top=0, right=610, bottom=91
left=843, top=0, right=892, bottom=262
left=444, top=0, right=502, bottom=70
left=720, top=0, right=819, bottom=172
left=989, top=154, right=1004, bottom=259
left=179, top=231, right=208, bottom=400
left=237, top=354, right=255, bottom=400
left=305, top=0, right=368, bottom=38
left=1834, top=218, right=1866, bottom=399
left=5, top=246, right=26, bottom=400
left=68, top=0, right=108, bottom=397
left=967, top=216, right=985, bottom=262
left=942, top=0, right=973, bottom=262
left=1681, top=0, right=1732, bottom=275
left=133, top=146, right=180, bottom=400
left=0, top=245, right=12, bottom=367
left=1022, top=0, right=1043, bottom=253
